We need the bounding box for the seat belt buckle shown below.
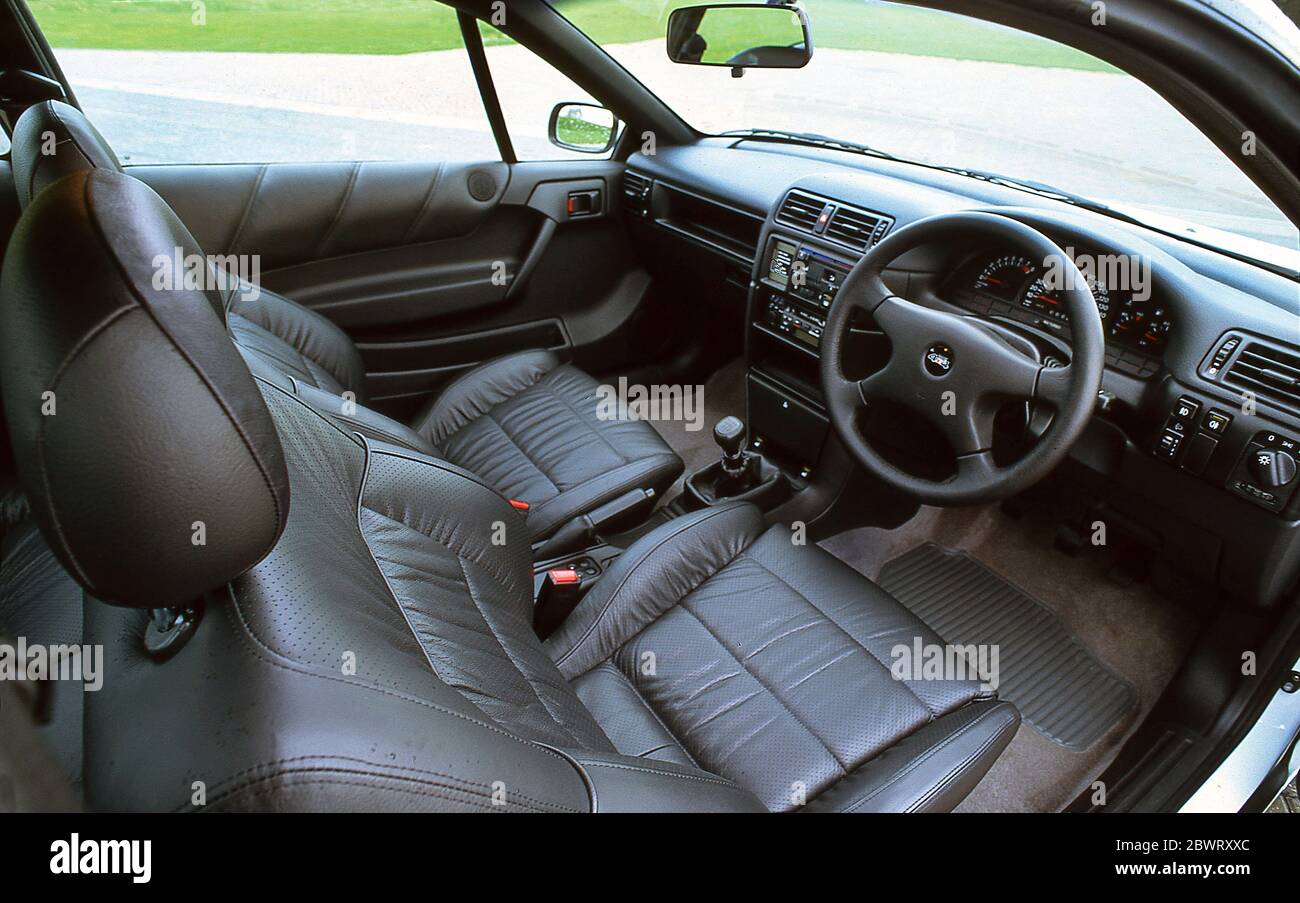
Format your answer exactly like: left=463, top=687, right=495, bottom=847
left=533, top=568, right=583, bottom=638
left=509, top=498, right=530, bottom=513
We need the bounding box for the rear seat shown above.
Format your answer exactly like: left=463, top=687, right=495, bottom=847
left=9, top=101, right=683, bottom=542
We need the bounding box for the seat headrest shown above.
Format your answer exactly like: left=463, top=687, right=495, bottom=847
left=12, top=100, right=124, bottom=209
left=0, top=169, right=290, bottom=608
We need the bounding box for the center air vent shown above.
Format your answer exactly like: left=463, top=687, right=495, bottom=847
left=775, top=189, right=894, bottom=251
left=776, top=190, right=826, bottom=231
left=825, top=204, right=892, bottom=251
left=1224, top=337, right=1300, bottom=413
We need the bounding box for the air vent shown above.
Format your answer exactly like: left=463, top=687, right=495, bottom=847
left=825, top=205, right=892, bottom=251
left=776, top=190, right=826, bottom=231
left=623, top=170, right=650, bottom=200
left=623, top=170, right=652, bottom=217
left=1225, top=340, right=1300, bottom=412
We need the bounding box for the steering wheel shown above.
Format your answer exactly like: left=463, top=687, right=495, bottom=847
left=819, top=211, right=1105, bottom=506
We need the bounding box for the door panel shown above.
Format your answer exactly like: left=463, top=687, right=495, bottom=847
left=132, top=159, right=659, bottom=414
left=133, top=161, right=509, bottom=270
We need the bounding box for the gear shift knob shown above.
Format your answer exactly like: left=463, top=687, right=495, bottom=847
left=713, top=416, right=747, bottom=461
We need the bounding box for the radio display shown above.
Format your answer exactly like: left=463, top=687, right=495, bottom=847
left=767, top=238, right=798, bottom=289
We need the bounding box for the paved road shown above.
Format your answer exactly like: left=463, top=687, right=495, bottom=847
left=58, top=45, right=1298, bottom=250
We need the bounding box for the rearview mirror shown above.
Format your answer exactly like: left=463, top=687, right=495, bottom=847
left=667, top=3, right=812, bottom=71
left=548, top=102, right=618, bottom=153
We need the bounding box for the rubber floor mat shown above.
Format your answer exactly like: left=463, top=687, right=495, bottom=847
left=878, top=543, right=1136, bottom=751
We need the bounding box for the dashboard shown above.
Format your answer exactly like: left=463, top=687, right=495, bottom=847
left=618, top=138, right=1300, bottom=607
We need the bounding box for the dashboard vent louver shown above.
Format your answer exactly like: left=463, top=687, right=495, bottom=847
left=825, top=205, right=892, bottom=251
left=623, top=170, right=650, bottom=199
left=623, top=170, right=652, bottom=216
left=776, top=190, right=825, bottom=231
left=1225, top=340, right=1300, bottom=412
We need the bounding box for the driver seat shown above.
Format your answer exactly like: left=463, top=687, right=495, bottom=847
left=1, top=169, right=1019, bottom=812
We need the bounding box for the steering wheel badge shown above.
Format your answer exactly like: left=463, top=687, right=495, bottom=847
left=924, top=343, right=953, bottom=377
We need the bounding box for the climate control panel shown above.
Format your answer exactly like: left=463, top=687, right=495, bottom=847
left=763, top=293, right=825, bottom=349
left=756, top=236, right=852, bottom=354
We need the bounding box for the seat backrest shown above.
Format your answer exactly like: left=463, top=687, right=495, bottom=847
left=0, top=168, right=762, bottom=812
left=9, top=102, right=370, bottom=403
left=11, top=100, right=123, bottom=209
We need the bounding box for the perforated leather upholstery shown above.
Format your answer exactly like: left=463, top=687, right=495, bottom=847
left=8, top=101, right=683, bottom=541
left=548, top=503, right=1021, bottom=811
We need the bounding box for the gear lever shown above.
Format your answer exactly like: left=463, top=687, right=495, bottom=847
left=712, top=416, right=759, bottom=495
left=714, top=416, right=747, bottom=471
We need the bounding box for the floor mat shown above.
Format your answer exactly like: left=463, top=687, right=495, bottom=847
left=879, top=542, right=1137, bottom=751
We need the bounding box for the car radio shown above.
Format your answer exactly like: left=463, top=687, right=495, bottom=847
left=758, top=236, right=853, bottom=352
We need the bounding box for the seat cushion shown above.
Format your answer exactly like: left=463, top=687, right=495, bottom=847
left=411, top=350, right=683, bottom=539
left=546, top=502, right=1020, bottom=812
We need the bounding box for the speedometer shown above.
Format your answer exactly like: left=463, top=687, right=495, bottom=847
left=1023, top=275, right=1110, bottom=323
left=973, top=255, right=1036, bottom=300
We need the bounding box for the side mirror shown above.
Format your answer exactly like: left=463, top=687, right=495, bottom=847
left=667, top=3, right=813, bottom=71
left=548, top=102, right=618, bottom=154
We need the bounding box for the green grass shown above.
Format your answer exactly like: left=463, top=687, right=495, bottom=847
left=28, top=0, right=465, bottom=54
left=556, top=113, right=613, bottom=148
left=29, top=0, right=1115, bottom=72
left=558, top=0, right=1116, bottom=72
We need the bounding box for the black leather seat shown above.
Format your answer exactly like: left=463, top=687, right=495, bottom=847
left=0, top=169, right=1018, bottom=811
left=9, top=101, right=683, bottom=540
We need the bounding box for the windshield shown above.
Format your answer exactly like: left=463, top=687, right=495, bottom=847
left=551, top=0, right=1299, bottom=264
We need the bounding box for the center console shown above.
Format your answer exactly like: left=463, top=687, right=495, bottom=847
left=756, top=237, right=850, bottom=354
left=745, top=232, right=862, bottom=478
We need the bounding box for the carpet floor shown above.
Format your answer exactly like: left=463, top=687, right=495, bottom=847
left=820, top=502, right=1200, bottom=812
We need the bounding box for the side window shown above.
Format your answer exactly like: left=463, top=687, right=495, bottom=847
left=477, top=23, right=617, bottom=161
left=25, top=0, right=499, bottom=164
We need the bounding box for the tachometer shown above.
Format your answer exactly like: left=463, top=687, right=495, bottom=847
left=973, top=255, right=1036, bottom=300
left=1023, top=274, right=1110, bottom=323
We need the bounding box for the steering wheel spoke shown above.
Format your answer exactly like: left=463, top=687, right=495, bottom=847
left=981, top=343, right=1043, bottom=401
left=1033, top=364, right=1073, bottom=408
left=855, top=367, right=892, bottom=404
left=955, top=449, right=999, bottom=484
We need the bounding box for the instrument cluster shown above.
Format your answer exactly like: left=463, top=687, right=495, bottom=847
left=969, top=252, right=1173, bottom=355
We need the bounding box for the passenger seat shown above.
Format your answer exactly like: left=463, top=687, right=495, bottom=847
left=10, top=101, right=683, bottom=540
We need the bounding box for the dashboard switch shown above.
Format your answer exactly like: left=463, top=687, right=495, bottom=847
left=1173, top=396, right=1200, bottom=423
left=1154, top=429, right=1183, bottom=461
left=1250, top=448, right=1297, bottom=488
left=1203, top=410, right=1232, bottom=435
